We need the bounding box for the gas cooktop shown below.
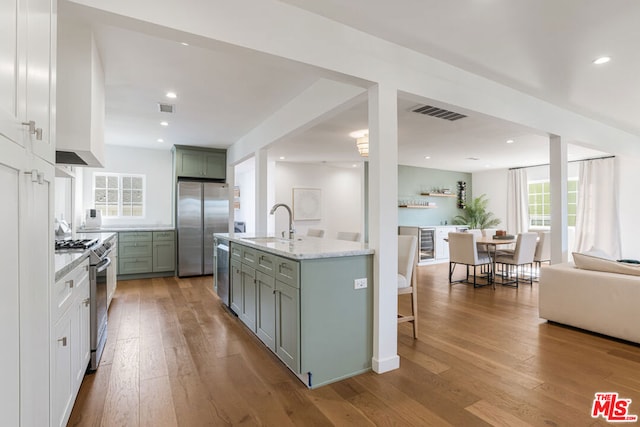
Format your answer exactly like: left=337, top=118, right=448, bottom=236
left=55, top=238, right=99, bottom=250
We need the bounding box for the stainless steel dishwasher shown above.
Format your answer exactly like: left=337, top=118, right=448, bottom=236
left=214, top=238, right=230, bottom=306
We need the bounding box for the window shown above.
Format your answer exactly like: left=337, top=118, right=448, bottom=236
left=93, top=173, right=145, bottom=218
left=528, top=179, right=577, bottom=227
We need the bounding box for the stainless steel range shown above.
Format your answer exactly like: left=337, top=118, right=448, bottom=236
left=55, top=237, right=113, bottom=371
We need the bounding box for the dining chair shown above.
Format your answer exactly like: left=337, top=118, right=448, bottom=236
left=494, top=232, right=538, bottom=287
left=306, top=228, right=325, bottom=237
left=336, top=231, right=360, bottom=241
left=397, top=235, right=418, bottom=338
left=533, top=231, right=550, bottom=280
left=447, top=232, right=492, bottom=288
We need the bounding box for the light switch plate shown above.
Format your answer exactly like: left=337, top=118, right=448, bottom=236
left=354, top=278, right=367, bottom=289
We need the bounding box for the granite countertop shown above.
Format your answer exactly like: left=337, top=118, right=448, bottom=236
left=55, top=250, right=89, bottom=282
left=215, top=233, right=374, bottom=260
left=54, top=232, right=118, bottom=281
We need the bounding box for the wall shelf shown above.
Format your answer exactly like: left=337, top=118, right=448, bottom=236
left=420, top=192, right=456, bottom=198
left=398, top=205, right=437, bottom=209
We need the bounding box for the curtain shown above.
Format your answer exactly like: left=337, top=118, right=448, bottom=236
left=507, top=168, right=529, bottom=234
left=574, top=157, right=621, bottom=258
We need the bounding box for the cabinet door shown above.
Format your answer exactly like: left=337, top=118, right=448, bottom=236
left=230, top=259, right=243, bottom=315
left=203, top=151, right=226, bottom=180
left=176, top=150, right=205, bottom=178
left=107, top=243, right=118, bottom=307
left=26, top=0, right=55, bottom=163
left=0, top=148, right=21, bottom=427
left=52, top=313, right=73, bottom=427
left=75, top=279, right=91, bottom=387
left=275, top=281, right=300, bottom=373
left=256, top=271, right=276, bottom=351
left=0, top=0, right=23, bottom=149
left=240, top=264, right=257, bottom=332
left=153, top=240, right=176, bottom=272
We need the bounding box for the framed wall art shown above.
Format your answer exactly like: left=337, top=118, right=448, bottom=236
left=292, top=187, right=321, bottom=221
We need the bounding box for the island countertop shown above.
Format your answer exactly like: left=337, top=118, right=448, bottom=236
left=215, top=233, right=374, bottom=260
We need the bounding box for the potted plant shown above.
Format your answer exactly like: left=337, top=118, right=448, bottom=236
left=452, top=194, right=501, bottom=230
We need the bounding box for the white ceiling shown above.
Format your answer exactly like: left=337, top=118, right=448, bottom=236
left=63, top=0, right=635, bottom=172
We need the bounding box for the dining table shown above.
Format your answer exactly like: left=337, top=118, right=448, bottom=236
left=475, top=236, right=518, bottom=288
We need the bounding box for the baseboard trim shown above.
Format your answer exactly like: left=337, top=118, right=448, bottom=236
left=372, top=354, right=400, bottom=373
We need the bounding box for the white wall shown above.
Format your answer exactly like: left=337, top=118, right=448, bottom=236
left=472, top=168, right=508, bottom=228
left=274, top=162, right=363, bottom=240
left=81, top=145, right=173, bottom=227
left=234, top=158, right=256, bottom=233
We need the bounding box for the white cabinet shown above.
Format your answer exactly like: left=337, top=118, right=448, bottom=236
left=51, top=258, right=90, bottom=427
left=436, top=226, right=457, bottom=260
left=0, top=0, right=56, bottom=163
left=107, top=239, right=118, bottom=308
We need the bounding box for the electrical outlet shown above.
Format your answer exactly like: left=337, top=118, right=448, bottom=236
left=354, top=278, right=367, bottom=289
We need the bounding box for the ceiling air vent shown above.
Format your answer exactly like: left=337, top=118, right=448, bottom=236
left=158, top=103, right=174, bottom=113
left=411, top=105, right=467, bottom=121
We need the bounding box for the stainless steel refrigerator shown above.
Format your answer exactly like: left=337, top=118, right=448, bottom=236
left=177, top=181, right=229, bottom=276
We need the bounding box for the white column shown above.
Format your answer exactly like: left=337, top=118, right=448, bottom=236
left=368, top=83, right=399, bottom=373
left=255, top=149, right=269, bottom=235
left=227, top=163, right=235, bottom=232
left=549, top=135, right=569, bottom=264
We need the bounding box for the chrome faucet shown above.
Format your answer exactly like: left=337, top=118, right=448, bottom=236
left=269, top=203, right=295, bottom=239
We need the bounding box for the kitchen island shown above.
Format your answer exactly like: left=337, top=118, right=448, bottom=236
left=215, top=233, right=374, bottom=389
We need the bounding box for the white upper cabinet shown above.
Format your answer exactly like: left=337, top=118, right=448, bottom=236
left=0, top=0, right=56, bottom=163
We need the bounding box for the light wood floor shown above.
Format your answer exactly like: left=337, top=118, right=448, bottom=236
left=69, top=263, right=640, bottom=426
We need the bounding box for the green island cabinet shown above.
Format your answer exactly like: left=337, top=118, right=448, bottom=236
left=118, top=231, right=175, bottom=277
left=229, top=241, right=373, bottom=388
left=173, top=145, right=226, bottom=180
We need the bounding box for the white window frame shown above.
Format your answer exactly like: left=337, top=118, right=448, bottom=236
left=528, top=178, right=578, bottom=229
left=93, top=172, right=146, bottom=218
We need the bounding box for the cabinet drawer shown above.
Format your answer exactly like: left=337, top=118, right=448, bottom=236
left=153, top=231, right=175, bottom=241
left=118, top=232, right=152, bottom=243
left=275, top=256, right=299, bottom=288
left=241, top=246, right=256, bottom=265
left=53, top=258, right=89, bottom=321
left=119, top=241, right=153, bottom=258
left=230, top=242, right=242, bottom=260
left=118, top=257, right=153, bottom=275
left=256, top=251, right=275, bottom=275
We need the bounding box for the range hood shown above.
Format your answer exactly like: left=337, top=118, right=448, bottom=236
left=56, top=14, right=105, bottom=168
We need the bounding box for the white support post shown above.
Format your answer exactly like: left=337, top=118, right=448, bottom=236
left=368, top=83, right=400, bottom=373
left=227, top=163, right=235, bottom=232
left=255, top=149, right=269, bottom=235
left=549, top=135, right=568, bottom=264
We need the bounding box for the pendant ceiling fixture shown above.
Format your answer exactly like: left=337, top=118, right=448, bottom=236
left=349, top=129, right=369, bottom=157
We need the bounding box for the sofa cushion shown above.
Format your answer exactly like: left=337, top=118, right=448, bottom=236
left=572, top=252, right=640, bottom=276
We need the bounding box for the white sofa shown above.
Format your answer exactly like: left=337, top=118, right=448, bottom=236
left=539, top=263, right=640, bottom=344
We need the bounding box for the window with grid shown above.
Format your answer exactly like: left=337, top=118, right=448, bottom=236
left=94, top=173, right=145, bottom=218
left=528, top=179, right=577, bottom=227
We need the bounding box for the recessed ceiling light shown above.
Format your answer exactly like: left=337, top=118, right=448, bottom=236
left=593, top=56, right=611, bottom=65
left=424, top=156, right=431, bottom=160
left=485, top=164, right=491, bottom=168
left=180, top=42, right=189, bottom=46
left=160, top=121, right=169, bottom=126
left=279, top=156, right=285, bottom=160
left=166, top=92, right=177, bottom=99
left=157, top=138, right=164, bottom=143
left=506, top=139, right=514, bottom=144
left=352, top=164, right=357, bottom=167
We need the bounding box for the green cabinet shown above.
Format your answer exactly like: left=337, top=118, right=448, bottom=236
left=118, top=230, right=175, bottom=277
left=275, top=280, right=300, bottom=373
left=152, top=231, right=175, bottom=272
left=230, top=259, right=243, bottom=315
left=256, top=271, right=276, bottom=351
left=173, top=145, right=226, bottom=180
left=240, top=264, right=257, bottom=332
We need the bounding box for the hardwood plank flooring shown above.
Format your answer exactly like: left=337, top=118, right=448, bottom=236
left=69, top=264, right=640, bottom=426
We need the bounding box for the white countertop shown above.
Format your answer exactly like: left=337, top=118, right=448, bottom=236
left=216, top=233, right=374, bottom=260
left=78, top=225, right=174, bottom=232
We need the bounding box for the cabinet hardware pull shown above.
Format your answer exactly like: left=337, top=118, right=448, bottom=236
left=58, top=337, right=67, bottom=346
left=66, top=279, right=74, bottom=289
left=83, top=298, right=90, bottom=306
left=21, top=120, right=35, bottom=133
left=24, top=169, right=44, bottom=184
